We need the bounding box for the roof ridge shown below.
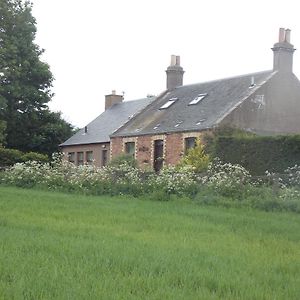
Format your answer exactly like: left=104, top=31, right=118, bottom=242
left=177, top=70, right=273, bottom=89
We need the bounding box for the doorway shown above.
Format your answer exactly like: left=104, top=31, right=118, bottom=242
left=153, top=139, right=164, bottom=172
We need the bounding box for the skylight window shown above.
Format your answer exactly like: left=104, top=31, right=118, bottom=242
left=159, top=97, right=178, bottom=109
left=174, top=121, right=183, bottom=128
left=196, top=119, right=206, bottom=125
left=153, top=124, right=160, bottom=130
left=189, top=93, right=207, bottom=105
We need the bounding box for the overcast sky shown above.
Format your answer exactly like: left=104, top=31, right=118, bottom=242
left=31, top=0, right=300, bottom=128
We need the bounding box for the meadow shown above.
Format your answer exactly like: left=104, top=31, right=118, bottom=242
left=0, top=186, right=299, bottom=299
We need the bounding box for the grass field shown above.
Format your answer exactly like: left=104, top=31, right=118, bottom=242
left=0, top=186, right=299, bottom=299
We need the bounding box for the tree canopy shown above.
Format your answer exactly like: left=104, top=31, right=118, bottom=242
left=0, top=0, right=73, bottom=156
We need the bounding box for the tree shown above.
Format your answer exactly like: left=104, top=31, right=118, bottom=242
left=0, top=97, right=6, bottom=145
left=0, top=0, right=73, bottom=155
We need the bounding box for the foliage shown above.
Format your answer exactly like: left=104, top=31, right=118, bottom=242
left=0, top=146, right=48, bottom=168
left=0, top=0, right=74, bottom=156
left=0, top=97, right=6, bottom=145
left=179, top=138, right=210, bottom=173
left=109, top=153, right=138, bottom=168
left=213, top=134, right=300, bottom=175
left=200, top=158, right=252, bottom=198
left=1, top=156, right=300, bottom=213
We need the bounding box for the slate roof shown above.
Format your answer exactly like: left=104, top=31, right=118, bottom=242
left=60, top=97, right=154, bottom=146
left=111, top=71, right=277, bottom=137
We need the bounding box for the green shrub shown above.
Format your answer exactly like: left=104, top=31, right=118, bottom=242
left=0, top=147, right=48, bottom=168
left=109, top=154, right=138, bottom=168
left=179, top=138, right=210, bottom=173
left=22, top=152, right=48, bottom=163
left=0, top=147, right=23, bottom=167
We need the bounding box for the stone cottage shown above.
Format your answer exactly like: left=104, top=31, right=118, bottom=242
left=61, top=28, right=300, bottom=170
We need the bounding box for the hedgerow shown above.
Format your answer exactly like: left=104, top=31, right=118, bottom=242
left=0, top=153, right=299, bottom=213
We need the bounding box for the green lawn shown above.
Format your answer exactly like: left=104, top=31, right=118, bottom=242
left=0, top=186, right=299, bottom=300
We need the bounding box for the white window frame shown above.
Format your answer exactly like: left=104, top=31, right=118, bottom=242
left=188, top=93, right=207, bottom=105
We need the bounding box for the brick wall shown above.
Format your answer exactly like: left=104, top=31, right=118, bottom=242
left=111, top=131, right=204, bottom=169
left=110, top=137, right=123, bottom=160
left=165, top=133, right=184, bottom=166
left=61, top=142, right=110, bottom=167
left=136, top=135, right=152, bottom=167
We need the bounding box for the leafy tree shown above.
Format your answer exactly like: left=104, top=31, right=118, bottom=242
left=0, top=0, right=73, bottom=156
left=0, top=97, right=5, bottom=145
left=180, top=138, right=210, bottom=173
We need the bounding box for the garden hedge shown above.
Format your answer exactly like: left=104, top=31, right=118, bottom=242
left=0, top=147, right=48, bottom=168
left=213, top=135, right=300, bottom=175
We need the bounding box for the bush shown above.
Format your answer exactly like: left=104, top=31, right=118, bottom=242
left=0, top=147, right=48, bottom=168
left=200, top=158, right=252, bottom=198
left=179, top=138, right=210, bottom=173
left=22, top=152, right=48, bottom=163
left=0, top=147, right=23, bottom=168
left=109, top=154, right=138, bottom=168
left=213, top=135, right=300, bottom=175
left=1, top=157, right=299, bottom=213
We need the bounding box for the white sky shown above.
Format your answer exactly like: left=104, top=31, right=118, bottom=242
left=31, top=0, right=300, bottom=128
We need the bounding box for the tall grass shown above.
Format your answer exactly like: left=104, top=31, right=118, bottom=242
left=0, top=186, right=299, bottom=299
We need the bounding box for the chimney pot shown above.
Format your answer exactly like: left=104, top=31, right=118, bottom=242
left=279, top=28, right=285, bottom=42
left=285, top=29, right=291, bottom=43
left=176, top=56, right=181, bottom=66
left=170, top=55, right=176, bottom=66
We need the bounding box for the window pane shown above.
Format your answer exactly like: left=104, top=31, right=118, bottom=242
left=77, top=152, right=84, bottom=165
left=159, top=97, right=178, bottom=109
left=188, top=94, right=207, bottom=105
left=86, top=151, right=93, bottom=165
left=125, top=142, right=135, bottom=157
left=68, top=152, right=75, bottom=163
left=185, top=137, right=196, bottom=153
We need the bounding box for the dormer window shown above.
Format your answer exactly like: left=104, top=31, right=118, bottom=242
left=159, top=97, right=178, bottom=109
left=188, top=93, right=207, bottom=105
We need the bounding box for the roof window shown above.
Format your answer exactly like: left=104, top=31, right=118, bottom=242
left=189, top=93, right=207, bottom=105
left=159, top=97, right=178, bottom=109
left=153, top=124, right=160, bottom=130
left=196, top=119, right=206, bottom=125
left=174, top=121, right=183, bottom=128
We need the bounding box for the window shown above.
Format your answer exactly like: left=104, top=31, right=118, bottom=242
left=77, top=152, right=84, bottom=165
left=125, top=142, right=135, bottom=158
left=86, top=151, right=93, bottom=165
left=159, top=97, right=178, bottom=109
left=102, top=150, right=108, bottom=167
left=68, top=152, right=75, bottom=163
left=188, top=93, right=207, bottom=105
left=185, top=137, right=196, bottom=153
left=174, top=121, right=183, bottom=128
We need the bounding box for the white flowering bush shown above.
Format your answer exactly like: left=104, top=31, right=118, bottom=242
left=1, top=155, right=299, bottom=212
left=200, top=158, right=252, bottom=197
left=284, top=165, right=300, bottom=188
left=147, top=165, right=198, bottom=197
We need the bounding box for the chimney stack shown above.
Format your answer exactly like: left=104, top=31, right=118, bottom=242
left=272, top=28, right=295, bottom=73
left=166, top=55, right=184, bottom=90
left=105, top=90, right=124, bottom=110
